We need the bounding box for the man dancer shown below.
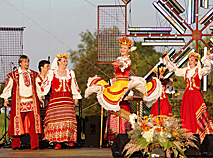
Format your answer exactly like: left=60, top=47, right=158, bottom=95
left=0, top=55, right=43, bottom=150
left=37, top=60, right=50, bottom=108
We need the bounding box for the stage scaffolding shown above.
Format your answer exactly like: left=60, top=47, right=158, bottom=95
left=98, top=5, right=127, bottom=64
left=0, top=27, right=24, bottom=84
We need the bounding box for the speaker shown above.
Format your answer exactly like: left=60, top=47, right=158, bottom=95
left=185, top=134, right=200, bottom=157
left=200, top=134, right=213, bottom=156
left=111, top=134, right=143, bottom=158
left=84, top=116, right=106, bottom=147
left=76, top=115, right=85, bottom=145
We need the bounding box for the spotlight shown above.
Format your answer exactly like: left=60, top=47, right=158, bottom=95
left=187, top=0, right=196, bottom=25
left=141, top=42, right=185, bottom=46
left=168, top=0, right=185, bottom=13
left=164, top=1, right=181, bottom=14
left=210, top=26, right=213, bottom=33
left=201, top=0, right=209, bottom=9
left=158, top=0, right=186, bottom=30
left=173, top=47, right=191, bottom=63
left=153, top=1, right=185, bottom=34
left=208, top=38, right=213, bottom=47
left=128, top=27, right=172, bottom=34
left=199, top=7, right=213, bottom=24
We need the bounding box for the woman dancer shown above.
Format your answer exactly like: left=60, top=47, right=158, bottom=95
left=41, top=53, right=82, bottom=149
left=85, top=36, right=162, bottom=127
left=104, top=77, right=132, bottom=144
left=150, top=67, right=172, bottom=117
left=164, top=51, right=213, bottom=142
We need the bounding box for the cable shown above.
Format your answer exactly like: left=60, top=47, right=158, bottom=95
left=3, top=0, right=111, bottom=79
left=84, top=0, right=125, bottom=25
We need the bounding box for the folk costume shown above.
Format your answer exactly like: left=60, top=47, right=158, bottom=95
left=104, top=100, right=131, bottom=142
left=85, top=36, right=162, bottom=127
left=40, top=53, right=82, bottom=147
left=0, top=68, right=43, bottom=150
left=164, top=52, right=213, bottom=142
left=151, top=67, right=172, bottom=117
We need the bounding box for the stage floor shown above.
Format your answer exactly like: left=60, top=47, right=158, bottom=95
left=0, top=147, right=113, bottom=158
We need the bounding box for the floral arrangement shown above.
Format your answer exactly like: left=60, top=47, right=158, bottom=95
left=123, top=115, right=198, bottom=158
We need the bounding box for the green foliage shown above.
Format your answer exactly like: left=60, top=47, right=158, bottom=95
left=129, top=42, right=162, bottom=77
left=68, top=30, right=114, bottom=116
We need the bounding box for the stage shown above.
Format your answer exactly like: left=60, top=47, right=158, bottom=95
left=0, top=147, right=113, bottom=158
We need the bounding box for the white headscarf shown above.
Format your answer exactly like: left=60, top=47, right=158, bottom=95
left=51, top=57, right=58, bottom=70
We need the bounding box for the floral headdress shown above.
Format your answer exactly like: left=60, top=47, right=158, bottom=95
left=56, top=53, right=68, bottom=59
left=153, top=67, right=165, bottom=73
left=188, top=52, right=200, bottom=60
left=119, top=36, right=133, bottom=47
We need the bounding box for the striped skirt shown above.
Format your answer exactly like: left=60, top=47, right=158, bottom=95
left=43, top=92, right=77, bottom=143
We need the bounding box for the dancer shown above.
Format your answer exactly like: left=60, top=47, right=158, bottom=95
left=0, top=55, right=43, bottom=150
left=104, top=77, right=132, bottom=144
left=37, top=60, right=50, bottom=85
left=164, top=51, right=213, bottom=142
left=37, top=60, right=50, bottom=108
left=40, top=53, right=82, bottom=149
left=150, top=67, right=172, bottom=117
left=85, top=36, right=162, bottom=127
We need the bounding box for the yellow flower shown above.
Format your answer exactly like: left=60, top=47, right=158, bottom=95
left=173, top=132, right=177, bottom=136
left=143, top=116, right=148, bottom=120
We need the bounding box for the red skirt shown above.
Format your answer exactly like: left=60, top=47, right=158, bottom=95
left=104, top=101, right=131, bottom=141
left=43, top=92, right=77, bottom=143
left=151, top=98, right=172, bottom=117
left=181, top=89, right=213, bottom=142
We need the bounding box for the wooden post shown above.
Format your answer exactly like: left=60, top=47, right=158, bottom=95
left=100, top=106, right=104, bottom=148
left=136, top=101, right=139, bottom=122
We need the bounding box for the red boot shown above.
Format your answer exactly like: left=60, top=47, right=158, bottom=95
left=54, top=143, right=61, bottom=150
left=68, top=142, right=74, bottom=147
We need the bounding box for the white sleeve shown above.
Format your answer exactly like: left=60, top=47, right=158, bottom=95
left=199, top=55, right=212, bottom=77
left=163, top=58, right=187, bottom=77
left=119, top=57, right=131, bottom=72
left=40, top=70, right=53, bottom=96
left=35, top=77, right=42, bottom=99
left=0, top=77, right=13, bottom=101
left=71, top=70, right=82, bottom=99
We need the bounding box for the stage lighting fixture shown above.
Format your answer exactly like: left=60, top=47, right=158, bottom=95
left=203, top=47, right=208, bottom=91
left=173, top=47, right=191, bottom=63
left=164, top=49, right=195, bottom=79
left=168, top=0, right=185, bottom=13
left=143, top=47, right=176, bottom=80
left=187, top=0, right=196, bottom=25
left=144, top=38, right=185, bottom=41
left=164, top=1, right=181, bottom=14
left=153, top=1, right=185, bottom=34
left=128, top=27, right=172, bottom=32
left=128, top=27, right=172, bottom=34
left=201, top=0, right=209, bottom=9
left=199, top=7, right=213, bottom=24
left=208, top=38, right=213, bottom=47
left=141, top=42, right=185, bottom=46
left=158, top=0, right=186, bottom=30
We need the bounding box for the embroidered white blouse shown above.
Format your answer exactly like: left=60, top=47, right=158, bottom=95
left=163, top=55, right=212, bottom=90
left=40, top=68, right=82, bottom=100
